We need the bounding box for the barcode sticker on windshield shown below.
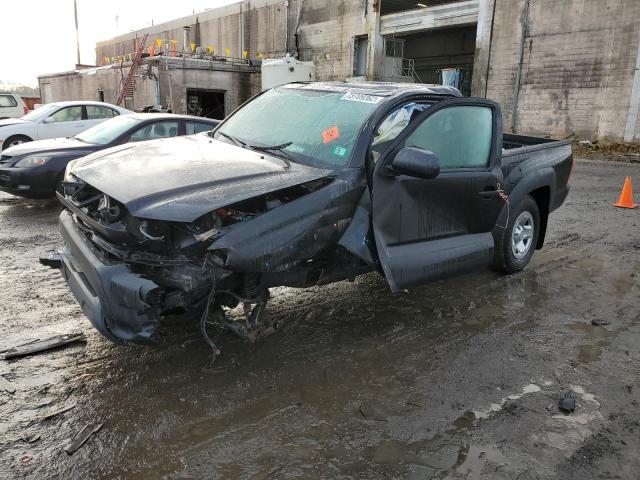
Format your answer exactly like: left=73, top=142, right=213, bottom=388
left=341, top=92, right=384, bottom=104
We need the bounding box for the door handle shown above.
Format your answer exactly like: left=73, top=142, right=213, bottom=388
left=478, top=187, right=500, bottom=199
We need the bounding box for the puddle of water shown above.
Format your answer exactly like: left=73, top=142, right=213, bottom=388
left=567, top=321, right=614, bottom=338
left=552, top=412, right=602, bottom=425
left=566, top=320, right=614, bottom=365
left=576, top=344, right=602, bottom=364
left=473, top=383, right=541, bottom=420
left=452, top=411, right=475, bottom=432
left=440, top=444, right=507, bottom=479
left=372, top=439, right=405, bottom=464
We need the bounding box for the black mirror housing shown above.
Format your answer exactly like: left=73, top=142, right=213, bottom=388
left=391, top=147, right=441, bottom=179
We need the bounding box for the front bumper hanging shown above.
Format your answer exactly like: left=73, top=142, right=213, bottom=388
left=42, top=210, right=162, bottom=344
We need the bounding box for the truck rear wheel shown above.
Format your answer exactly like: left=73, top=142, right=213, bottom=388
left=492, top=195, right=540, bottom=274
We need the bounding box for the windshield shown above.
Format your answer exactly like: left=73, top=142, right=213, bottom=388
left=215, top=86, right=382, bottom=168
left=20, top=104, right=59, bottom=122
left=75, top=116, right=141, bottom=145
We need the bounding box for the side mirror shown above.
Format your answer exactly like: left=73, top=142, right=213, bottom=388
left=391, top=147, right=440, bottom=179
left=42, top=117, right=53, bottom=124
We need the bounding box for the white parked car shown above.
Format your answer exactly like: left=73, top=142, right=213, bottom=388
left=0, top=93, right=28, bottom=120
left=0, top=101, right=131, bottom=151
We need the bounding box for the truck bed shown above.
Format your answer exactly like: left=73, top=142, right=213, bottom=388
left=502, top=133, right=562, bottom=150
left=501, top=133, right=571, bottom=165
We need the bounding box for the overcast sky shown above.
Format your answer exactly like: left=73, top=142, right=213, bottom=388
left=1, top=0, right=240, bottom=86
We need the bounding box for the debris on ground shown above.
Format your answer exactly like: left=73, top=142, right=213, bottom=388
left=20, top=454, right=33, bottom=464
left=559, top=391, right=576, bottom=413
left=64, top=422, right=103, bottom=455
left=38, top=404, right=76, bottom=421
left=577, top=140, right=596, bottom=149
left=20, top=434, right=41, bottom=444
left=0, top=375, right=16, bottom=393
left=572, top=139, right=640, bottom=159
left=591, top=319, right=611, bottom=326
left=2, top=333, right=86, bottom=360
left=38, top=254, right=62, bottom=269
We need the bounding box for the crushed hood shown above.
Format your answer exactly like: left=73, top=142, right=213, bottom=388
left=3, top=137, right=93, bottom=158
left=72, top=135, right=334, bottom=223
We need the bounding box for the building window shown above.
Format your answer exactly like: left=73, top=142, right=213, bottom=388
left=385, top=38, right=404, bottom=58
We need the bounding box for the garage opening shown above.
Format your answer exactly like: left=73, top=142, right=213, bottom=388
left=381, top=25, right=476, bottom=96
left=186, top=89, right=225, bottom=119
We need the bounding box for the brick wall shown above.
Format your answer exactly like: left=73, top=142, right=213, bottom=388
left=290, top=0, right=377, bottom=80
left=480, top=0, right=640, bottom=143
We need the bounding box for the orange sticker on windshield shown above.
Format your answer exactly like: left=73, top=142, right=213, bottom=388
left=322, top=126, right=340, bottom=144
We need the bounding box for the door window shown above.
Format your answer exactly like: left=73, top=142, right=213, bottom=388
left=129, top=121, right=179, bottom=142
left=371, top=102, right=431, bottom=163
left=186, top=121, right=214, bottom=135
left=49, top=106, right=83, bottom=123
left=0, top=95, right=18, bottom=107
left=403, top=106, right=492, bottom=169
left=86, top=105, right=117, bottom=119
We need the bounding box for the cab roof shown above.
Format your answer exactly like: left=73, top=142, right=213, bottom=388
left=123, top=113, right=220, bottom=122
left=281, top=81, right=463, bottom=99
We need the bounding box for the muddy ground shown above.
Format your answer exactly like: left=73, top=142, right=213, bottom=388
left=0, top=157, right=639, bottom=479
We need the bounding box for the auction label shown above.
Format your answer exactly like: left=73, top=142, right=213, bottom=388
left=322, top=126, right=340, bottom=144
left=341, top=92, right=384, bottom=104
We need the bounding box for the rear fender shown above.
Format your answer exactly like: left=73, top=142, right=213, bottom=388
left=493, top=166, right=555, bottom=248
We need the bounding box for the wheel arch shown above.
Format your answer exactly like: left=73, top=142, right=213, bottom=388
left=529, top=186, right=551, bottom=249
left=3, top=134, right=33, bottom=150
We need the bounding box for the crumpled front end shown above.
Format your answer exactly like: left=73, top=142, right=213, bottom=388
left=51, top=169, right=369, bottom=346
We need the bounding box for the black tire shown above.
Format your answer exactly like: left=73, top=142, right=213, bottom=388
left=3, top=135, right=32, bottom=150
left=492, top=195, right=540, bottom=274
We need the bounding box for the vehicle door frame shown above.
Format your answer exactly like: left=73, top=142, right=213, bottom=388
left=84, top=105, right=119, bottom=127
left=375, top=97, right=503, bottom=179
left=369, top=96, right=504, bottom=291
left=37, top=104, right=86, bottom=139
left=185, top=119, right=219, bottom=135
left=117, top=118, right=185, bottom=144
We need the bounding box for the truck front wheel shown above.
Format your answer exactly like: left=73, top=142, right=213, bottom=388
left=492, top=195, right=540, bottom=274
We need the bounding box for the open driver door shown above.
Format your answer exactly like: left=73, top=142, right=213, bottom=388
left=371, top=98, right=506, bottom=292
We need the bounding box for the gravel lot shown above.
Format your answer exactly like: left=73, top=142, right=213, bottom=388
left=0, top=157, right=639, bottom=479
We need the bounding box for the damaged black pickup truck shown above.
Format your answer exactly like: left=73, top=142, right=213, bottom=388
left=46, top=82, right=573, bottom=351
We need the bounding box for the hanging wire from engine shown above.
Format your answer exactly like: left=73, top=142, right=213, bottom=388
left=495, top=182, right=510, bottom=230
left=200, top=255, right=221, bottom=359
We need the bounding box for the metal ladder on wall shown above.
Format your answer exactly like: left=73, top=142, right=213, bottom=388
left=116, top=33, right=148, bottom=106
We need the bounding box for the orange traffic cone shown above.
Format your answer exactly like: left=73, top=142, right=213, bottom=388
left=614, top=176, right=638, bottom=209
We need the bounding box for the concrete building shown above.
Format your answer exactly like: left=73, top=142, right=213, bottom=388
left=38, top=57, right=259, bottom=119
left=39, top=0, right=640, bottom=143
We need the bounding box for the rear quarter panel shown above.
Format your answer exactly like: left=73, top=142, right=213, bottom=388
left=501, top=140, right=572, bottom=211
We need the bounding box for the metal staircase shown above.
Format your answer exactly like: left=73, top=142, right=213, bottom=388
left=116, top=33, right=148, bottom=106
